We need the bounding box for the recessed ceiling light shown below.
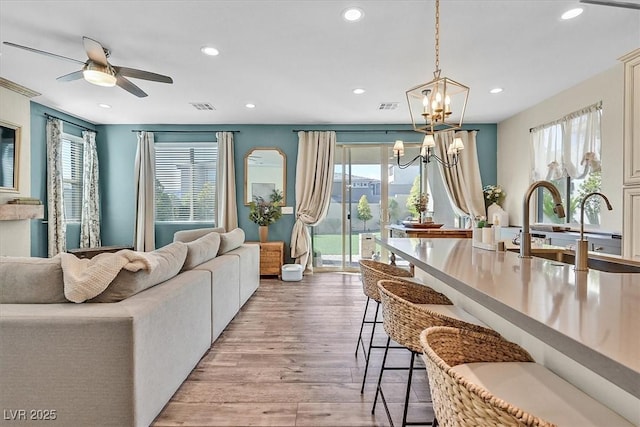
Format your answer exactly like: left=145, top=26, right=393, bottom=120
left=98, top=103, right=111, bottom=108
left=561, top=8, right=583, bottom=20
left=246, top=103, right=256, bottom=109
left=343, top=7, right=364, bottom=22
left=353, top=88, right=366, bottom=95
left=489, top=88, right=503, bottom=94
left=200, top=46, right=220, bottom=56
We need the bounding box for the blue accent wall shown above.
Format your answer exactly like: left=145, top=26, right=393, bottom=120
left=29, top=103, right=497, bottom=259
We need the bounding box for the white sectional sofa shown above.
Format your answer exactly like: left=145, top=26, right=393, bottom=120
left=0, top=228, right=259, bottom=427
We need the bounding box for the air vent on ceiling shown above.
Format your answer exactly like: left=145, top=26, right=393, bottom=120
left=190, top=102, right=216, bottom=111
left=378, top=102, right=399, bottom=110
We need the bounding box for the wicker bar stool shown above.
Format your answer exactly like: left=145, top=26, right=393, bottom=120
left=357, top=260, right=415, bottom=394
left=419, top=327, right=635, bottom=427
left=373, top=279, right=500, bottom=427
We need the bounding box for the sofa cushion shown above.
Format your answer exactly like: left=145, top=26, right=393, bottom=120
left=173, top=227, right=226, bottom=243
left=89, top=242, right=188, bottom=303
left=182, top=231, right=221, bottom=271
left=218, top=228, right=246, bottom=255
left=0, top=256, right=67, bottom=303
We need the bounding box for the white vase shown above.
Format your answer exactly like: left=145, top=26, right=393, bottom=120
left=482, top=227, right=495, bottom=245
left=487, top=203, right=508, bottom=227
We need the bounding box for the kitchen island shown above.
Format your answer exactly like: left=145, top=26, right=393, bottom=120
left=377, top=237, right=639, bottom=425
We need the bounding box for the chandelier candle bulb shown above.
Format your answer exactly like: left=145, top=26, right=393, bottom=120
left=393, top=140, right=405, bottom=156
left=424, top=134, right=435, bottom=147
left=452, top=137, right=464, bottom=151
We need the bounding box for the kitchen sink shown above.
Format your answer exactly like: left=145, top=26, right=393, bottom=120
left=507, top=249, right=640, bottom=273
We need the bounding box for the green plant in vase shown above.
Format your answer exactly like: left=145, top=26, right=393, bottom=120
left=249, top=189, right=283, bottom=242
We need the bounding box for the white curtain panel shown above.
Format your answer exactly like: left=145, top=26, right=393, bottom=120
left=290, top=131, right=336, bottom=272
left=134, top=131, right=155, bottom=251
left=216, top=131, right=238, bottom=231
left=530, top=101, right=602, bottom=182
left=435, top=130, right=485, bottom=221
left=563, top=103, right=602, bottom=179
left=530, top=123, right=564, bottom=181
left=46, top=117, right=66, bottom=256
left=80, top=130, right=101, bottom=248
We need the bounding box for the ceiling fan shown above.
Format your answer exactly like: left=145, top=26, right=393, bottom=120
left=2, top=36, right=173, bottom=97
left=579, top=0, right=640, bottom=9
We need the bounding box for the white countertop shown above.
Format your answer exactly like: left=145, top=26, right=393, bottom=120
left=377, top=237, right=640, bottom=398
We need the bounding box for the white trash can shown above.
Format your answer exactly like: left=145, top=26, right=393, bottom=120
left=359, top=233, right=376, bottom=259
left=281, top=264, right=303, bottom=281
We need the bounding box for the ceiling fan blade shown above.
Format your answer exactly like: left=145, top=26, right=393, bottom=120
left=116, top=75, right=148, bottom=98
left=2, top=41, right=85, bottom=65
left=579, top=0, right=640, bottom=9
left=57, top=70, right=84, bottom=82
left=114, top=66, right=173, bottom=84
left=82, top=36, right=109, bottom=65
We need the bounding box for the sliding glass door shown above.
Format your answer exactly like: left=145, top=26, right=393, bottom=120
left=311, top=144, right=421, bottom=271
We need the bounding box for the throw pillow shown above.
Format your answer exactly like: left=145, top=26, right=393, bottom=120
left=0, top=256, right=67, bottom=303
left=173, top=227, right=226, bottom=243
left=218, top=228, right=246, bottom=255
left=89, top=241, right=188, bottom=303
left=182, top=231, right=221, bottom=270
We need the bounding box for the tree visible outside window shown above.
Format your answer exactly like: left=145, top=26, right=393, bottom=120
left=388, top=198, right=401, bottom=224
left=357, top=195, right=373, bottom=231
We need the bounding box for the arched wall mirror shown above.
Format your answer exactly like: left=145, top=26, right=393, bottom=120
left=244, top=147, right=286, bottom=205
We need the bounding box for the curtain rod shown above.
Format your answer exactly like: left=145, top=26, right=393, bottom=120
left=292, top=129, right=416, bottom=133
left=130, top=130, right=240, bottom=133
left=44, top=113, right=97, bottom=134
left=291, top=129, right=481, bottom=133
left=529, top=101, right=602, bottom=133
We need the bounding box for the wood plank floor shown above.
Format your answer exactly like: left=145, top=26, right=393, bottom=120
left=153, top=272, right=434, bottom=426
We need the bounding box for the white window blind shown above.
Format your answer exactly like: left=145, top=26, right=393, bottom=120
left=154, top=142, right=217, bottom=222
left=61, top=134, right=84, bottom=222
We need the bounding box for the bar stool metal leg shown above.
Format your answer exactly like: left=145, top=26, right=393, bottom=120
left=360, top=301, right=380, bottom=393
left=355, top=296, right=371, bottom=358
left=372, top=336, right=391, bottom=416
left=402, top=352, right=415, bottom=427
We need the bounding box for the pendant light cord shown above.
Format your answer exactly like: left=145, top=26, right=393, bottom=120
left=434, top=0, right=441, bottom=78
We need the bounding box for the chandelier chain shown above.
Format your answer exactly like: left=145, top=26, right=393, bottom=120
left=434, top=0, right=440, bottom=74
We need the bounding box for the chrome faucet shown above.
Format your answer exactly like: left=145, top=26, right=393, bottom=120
left=520, top=180, right=565, bottom=258
left=575, top=192, right=613, bottom=271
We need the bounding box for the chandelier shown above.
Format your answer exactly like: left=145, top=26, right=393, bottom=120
left=397, top=0, right=469, bottom=169
left=392, top=134, right=464, bottom=169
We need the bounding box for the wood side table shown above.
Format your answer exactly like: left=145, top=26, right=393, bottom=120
left=249, top=241, right=285, bottom=278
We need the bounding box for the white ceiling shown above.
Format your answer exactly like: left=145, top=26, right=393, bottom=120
left=0, top=1, right=638, bottom=126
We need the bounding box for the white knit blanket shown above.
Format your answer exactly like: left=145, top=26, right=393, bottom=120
left=60, top=250, right=157, bottom=303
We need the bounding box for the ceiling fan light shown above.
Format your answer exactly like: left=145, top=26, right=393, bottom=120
left=83, top=62, right=117, bottom=87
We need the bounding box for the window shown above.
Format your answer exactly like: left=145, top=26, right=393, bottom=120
left=61, top=133, right=84, bottom=222
left=531, top=102, right=602, bottom=225
left=154, top=142, right=217, bottom=222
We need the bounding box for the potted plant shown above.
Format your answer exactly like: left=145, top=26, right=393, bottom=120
left=249, top=189, right=283, bottom=242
